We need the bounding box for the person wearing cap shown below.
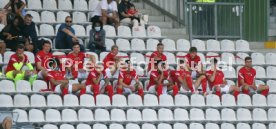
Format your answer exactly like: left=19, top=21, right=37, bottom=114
left=0, top=39, right=6, bottom=55
left=22, top=14, right=38, bottom=52
left=116, top=60, right=144, bottom=97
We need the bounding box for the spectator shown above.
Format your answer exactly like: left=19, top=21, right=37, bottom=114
left=91, top=0, right=120, bottom=28
left=35, top=40, right=53, bottom=79
left=118, top=0, right=144, bottom=26
left=0, top=116, right=12, bottom=129
left=103, top=45, right=119, bottom=70
left=22, top=14, right=38, bottom=52
left=0, top=39, right=6, bottom=55
left=0, top=16, right=24, bottom=51
left=5, top=44, right=37, bottom=83
left=4, top=0, right=26, bottom=17
left=88, top=20, right=106, bottom=54
left=55, top=16, right=78, bottom=49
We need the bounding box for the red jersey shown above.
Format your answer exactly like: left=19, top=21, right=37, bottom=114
left=45, top=70, right=66, bottom=91
left=127, top=9, right=137, bottom=15
left=67, top=52, right=85, bottom=78
left=206, top=70, right=225, bottom=89
left=103, top=52, right=117, bottom=69
left=147, top=51, right=167, bottom=71
left=85, top=70, right=106, bottom=85
left=184, top=54, right=201, bottom=69
left=6, top=54, right=29, bottom=72
left=147, top=70, right=169, bottom=89
left=171, top=69, right=191, bottom=86
left=35, top=50, right=53, bottom=71
left=238, top=66, right=256, bottom=87
left=118, top=70, right=138, bottom=85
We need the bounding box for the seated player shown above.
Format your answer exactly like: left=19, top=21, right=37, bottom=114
left=103, top=45, right=119, bottom=70
left=147, top=60, right=178, bottom=97
left=184, top=47, right=207, bottom=94
left=147, top=43, right=167, bottom=72
left=171, top=60, right=194, bottom=93
left=238, top=57, right=269, bottom=96
left=84, top=63, right=114, bottom=99
left=6, top=44, right=37, bottom=83
left=206, top=58, right=240, bottom=98
left=35, top=40, right=53, bottom=79
left=45, top=58, right=86, bottom=96
left=105, top=58, right=121, bottom=79
left=117, top=60, right=144, bottom=97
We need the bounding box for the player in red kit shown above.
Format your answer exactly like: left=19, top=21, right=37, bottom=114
left=103, top=45, right=119, bottom=69
left=117, top=60, right=144, bottom=97
left=184, top=47, right=207, bottom=94
left=238, top=57, right=269, bottom=96
left=147, top=60, right=178, bottom=97
left=45, top=58, right=87, bottom=96
left=206, top=58, right=240, bottom=98
left=148, top=43, right=167, bottom=72
left=171, top=60, right=194, bottom=93
left=35, top=40, right=53, bottom=79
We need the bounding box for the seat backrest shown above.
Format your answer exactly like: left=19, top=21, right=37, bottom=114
left=126, top=123, right=141, bottom=129
left=89, top=0, right=100, bottom=11
left=221, top=52, right=236, bottom=64
left=78, top=108, right=94, bottom=121
left=190, top=108, right=205, bottom=120
left=4, top=51, right=15, bottom=64
left=45, top=109, right=61, bottom=122
left=147, top=26, right=161, bottom=37
left=26, top=11, right=41, bottom=22
left=174, top=108, right=189, bottom=121
left=95, top=109, right=110, bottom=121
left=221, top=39, right=235, bottom=51
left=252, top=123, right=266, bottom=129
left=73, top=11, right=87, bottom=23
left=96, top=94, right=111, bottom=106
left=32, top=80, right=47, bottom=92
left=236, top=40, right=250, bottom=51
left=58, top=0, right=73, bottom=10
left=157, top=123, right=172, bottom=129
left=190, top=94, right=205, bottom=106
left=103, top=25, right=116, bottom=37
left=30, top=94, right=46, bottom=107
left=132, top=26, right=146, bottom=37
left=173, top=123, right=188, bottom=129
left=93, top=124, right=108, bottom=129
left=162, top=38, right=176, bottom=51
left=253, top=108, right=267, bottom=121
left=205, top=123, right=220, bottom=129
left=266, top=53, right=276, bottom=65
left=28, top=0, right=42, bottom=9
left=176, top=39, right=190, bottom=51
left=13, top=109, right=28, bottom=122
left=41, top=11, right=56, bottom=23
left=159, top=94, right=174, bottom=106
left=189, top=123, right=204, bottom=129
left=206, top=39, right=220, bottom=51
left=47, top=94, right=63, bottom=107
left=237, top=94, right=252, bottom=106
left=206, top=94, right=221, bottom=107
left=43, top=124, right=58, bottom=129
left=14, top=94, right=30, bottom=107
left=253, top=66, right=266, bottom=78
left=128, top=94, right=143, bottom=106
left=127, top=109, right=142, bottom=121
left=29, top=109, right=44, bottom=122
left=116, top=38, right=131, bottom=51
left=80, top=94, right=95, bottom=107
left=112, top=94, right=127, bottom=107
left=142, top=124, right=156, bottom=129
left=43, top=0, right=57, bottom=10
left=221, top=108, right=236, bottom=121
left=111, top=109, right=126, bottom=121
left=57, top=11, right=70, bottom=22
left=191, top=39, right=205, bottom=51
left=205, top=108, right=220, bottom=121
left=267, top=66, right=276, bottom=78
left=221, top=123, right=235, bottom=129
left=221, top=94, right=236, bottom=106
left=72, top=24, right=86, bottom=36
left=60, top=124, right=74, bottom=129
left=268, top=108, right=276, bottom=121
left=74, top=0, right=88, bottom=10
left=77, top=124, right=91, bottom=129
left=267, top=80, right=276, bottom=93
left=0, top=94, right=13, bottom=107
left=131, top=38, right=146, bottom=51
left=142, top=109, right=157, bottom=121
left=0, top=80, right=15, bottom=92
left=110, top=123, right=124, bottom=129
left=252, top=94, right=267, bottom=106
left=62, top=109, right=78, bottom=121
left=118, top=26, right=132, bottom=37
left=40, top=24, right=55, bottom=36
left=237, top=108, right=252, bottom=120
left=174, top=94, right=190, bottom=106
left=146, top=39, right=159, bottom=51
left=158, top=108, right=173, bottom=121
left=251, top=52, right=265, bottom=65
left=236, top=123, right=251, bottom=129
left=144, top=94, right=158, bottom=106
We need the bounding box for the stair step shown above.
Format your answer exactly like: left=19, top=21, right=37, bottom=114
left=148, top=16, right=165, bottom=22
left=149, top=22, right=173, bottom=28
left=164, top=34, right=189, bottom=41
left=133, top=2, right=144, bottom=9
left=270, top=16, right=276, bottom=23
left=161, top=28, right=187, bottom=35
left=270, top=23, right=276, bottom=29
left=269, top=29, right=276, bottom=36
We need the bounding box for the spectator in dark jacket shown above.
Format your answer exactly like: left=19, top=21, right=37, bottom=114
left=118, top=0, right=144, bottom=26
left=22, top=14, right=38, bottom=52
left=88, top=20, right=106, bottom=54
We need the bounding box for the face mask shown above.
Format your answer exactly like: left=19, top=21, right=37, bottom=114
left=95, top=27, right=101, bottom=31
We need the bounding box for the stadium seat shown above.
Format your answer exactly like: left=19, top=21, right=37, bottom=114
left=190, top=108, right=205, bottom=120
left=267, top=80, right=276, bottom=93
left=221, top=108, right=236, bottom=121
left=95, top=109, right=110, bottom=121
left=267, top=66, right=276, bottom=78
left=162, top=39, right=176, bottom=51
left=16, top=80, right=31, bottom=92
left=223, top=66, right=236, bottom=78
left=40, top=24, right=55, bottom=36
left=206, top=39, right=220, bottom=51
left=130, top=52, right=145, bottom=64
left=0, top=80, right=15, bottom=92
left=206, top=94, right=220, bottom=107
left=78, top=108, right=94, bottom=122
left=26, top=11, right=41, bottom=23
left=255, top=79, right=265, bottom=86
left=100, top=52, right=109, bottom=61
left=57, top=11, right=71, bottom=23
left=128, top=94, right=143, bottom=106
left=205, top=123, right=219, bottom=129
left=0, top=94, right=13, bottom=107
left=72, top=25, right=86, bottom=36
left=86, top=25, right=92, bottom=36
left=190, top=94, right=205, bottom=106
left=126, top=123, right=141, bottom=129
left=236, top=52, right=249, bottom=65
left=89, top=0, right=99, bottom=10
left=64, top=94, right=79, bottom=107
left=159, top=94, right=174, bottom=106
left=13, top=109, right=28, bottom=122
left=103, top=25, right=116, bottom=37
left=174, top=108, right=189, bottom=121
left=47, top=94, right=63, bottom=107
left=30, top=94, right=46, bottom=107
left=164, top=52, right=176, bottom=64
left=43, top=124, right=58, bottom=129
left=105, top=39, right=115, bottom=51
left=191, top=39, right=205, bottom=51
left=253, top=66, right=266, bottom=78
left=131, top=38, right=146, bottom=51
left=147, top=26, right=161, bottom=37
left=268, top=108, right=276, bottom=121
left=252, top=94, right=267, bottom=106
left=29, top=109, right=44, bottom=122
left=176, top=52, right=187, bottom=61
left=110, top=123, right=124, bottom=129
left=144, top=94, right=158, bottom=106
left=142, top=108, right=157, bottom=121
left=0, top=0, right=9, bottom=8
left=237, top=94, right=252, bottom=106
left=14, top=94, right=30, bottom=107
left=96, top=94, right=111, bottom=106
left=237, top=108, right=252, bottom=121
left=142, top=124, right=156, bottom=129
left=116, top=38, right=131, bottom=51
left=268, top=94, right=276, bottom=106
left=266, top=53, right=276, bottom=65
left=73, top=12, right=87, bottom=23
left=175, top=94, right=190, bottom=106
left=173, top=123, right=188, bottom=129
left=176, top=39, right=190, bottom=51
left=43, top=0, right=58, bottom=10
left=221, top=94, right=236, bottom=106
left=80, top=94, right=95, bottom=107
left=74, top=0, right=88, bottom=11
left=127, top=109, right=142, bottom=121
left=77, top=124, right=91, bottom=129
left=253, top=108, right=267, bottom=121
left=269, top=123, right=276, bottom=129
left=118, top=26, right=132, bottom=37
left=189, top=123, right=204, bottom=129
left=24, top=51, right=35, bottom=64
left=237, top=123, right=251, bottom=129
left=45, top=109, right=61, bottom=122
left=58, top=0, right=73, bottom=10
left=112, top=94, right=127, bottom=107
left=252, top=123, right=266, bottom=129
left=62, top=109, right=78, bottom=122
left=157, top=123, right=172, bottom=129
left=221, top=39, right=235, bottom=51
left=236, top=40, right=250, bottom=51
left=147, top=38, right=159, bottom=51
left=221, top=52, right=236, bottom=64
left=158, top=108, right=173, bottom=121
left=133, top=26, right=147, bottom=37
left=32, top=80, right=47, bottom=92
left=221, top=123, right=235, bottom=129
left=206, top=52, right=220, bottom=62
left=93, top=124, right=108, bottom=129
left=111, top=109, right=126, bottom=121
left=4, top=51, right=15, bottom=64
left=28, top=0, right=42, bottom=10
left=60, top=124, right=74, bottom=129
left=41, top=11, right=56, bottom=23
left=252, top=53, right=266, bottom=65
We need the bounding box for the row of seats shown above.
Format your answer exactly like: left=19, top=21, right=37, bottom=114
left=42, top=122, right=275, bottom=129
left=1, top=93, right=276, bottom=108
left=11, top=107, right=276, bottom=123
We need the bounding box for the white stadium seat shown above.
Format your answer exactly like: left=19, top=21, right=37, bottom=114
left=191, top=39, right=205, bottom=51
left=267, top=66, right=276, bottom=78
left=221, top=123, right=235, bottom=129
left=45, top=109, right=61, bottom=122
left=267, top=80, right=276, bottom=93
left=13, top=109, right=28, bottom=122
left=0, top=94, right=13, bottom=107
left=118, top=26, right=132, bottom=37
left=110, top=123, right=124, bottom=129
left=104, top=25, right=116, bottom=37
left=223, top=66, right=236, bottom=78
left=64, top=94, right=79, bottom=107
left=237, top=94, right=252, bottom=106
left=144, top=94, right=158, bottom=106
left=16, top=80, right=31, bottom=92
left=133, top=26, right=147, bottom=37
left=80, top=94, right=95, bottom=107
left=128, top=94, right=143, bottom=106
left=205, top=123, right=219, bottom=129
left=0, top=80, right=15, bottom=92
left=159, top=94, right=174, bottom=106
left=41, top=11, right=56, bottom=23
left=62, top=109, right=78, bottom=122
left=40, top=24, right=55, bottom=36
left=147, top=25, right=161, bottom=37
left=221, top=52, right=236, bottom=64
left=142, top=123, right=156, bottom=129
left=206, top=52, right=220, bottom=62
left=268, top=108, right=276, bottom=121
left=158, top=108, right=173, bottom=121
left=253, top=66, right=266, bottom=78
left=237, top=123, right=251, bottom=129
left=29, top=109, right=44, bottom=122
left=28, top=0, right=42, bottom=10
left=252, top=94, right=267, bottom=106
left=164, top=52, right=176, bottom=64
left=74, top=0, right=88, bottom=11
left=268, top=94, right=276, bottom=106
left=78, top=108, right=94, bottom=122
left=175, top=94, right=190, bottom=106
left=57, top=11, right=71, bottom=23
left=190, top=108, right=205, bottom=120
left=142, top=109, right=157, bottom=121
left=221, top=39, right=235, bottom=51
left=206, top=94, right=221, bottom=107
left=236, top=52, right=249, bottom=65
left=105, top=39, right=115, bottom=51
left=174, top=123, right=188, bottom=129
left=131, top=38, right=146, bottom=51
left=191, top=94, right=205, bottom=106
left=252, top=123, right=266, bottom=129
left=237, top=108, right=252, bottom=121
left=4, top=51, right=15, bottom=64
left=127, top=109, right=142, bottom=121
left=0, top=24, right=5, bottom=32
left=269, top=123, right=276, bottom=129
left=86, top=25, right=92, bottom=36
left=146, top=38, right=159, bottom=51
left=95, top=109, right=110, bottom=121
left=176, top=39, right=190, bottom=51
left=14, top=94, right=30, bottom=107
left=0, top=0, right=9, bottom=8
left=58, top=0, right=73, bottom=10
left=43, top=124, right=58, bottom=129
left=266, top=53, right=276, bottom=65
left=162, top=38, right=176, bottom=51
left=222, top=94, right=236, bottom=106
left=32, top=80, right=47, bottom=92
left=26, top=11, right=41, bottom=22
left=252, top=52, right=265, bottom=65
left=96, top=94, right=111, bottom=106
left=43, top=0, right=58, bottom=10
left=60, top=124, right=74, bottom=129
left=112, top=94, right=127, bottom=107
left=174, top=108, right=189, bottom=121
left=77, top=124, right=91, bottom=129
left=89, top=0, right=100, bottom=11
left=72, top=25, right=86, bottom=36
left=93, top=124, right=108, bottom=129
left=126, top=124, right=140, bottom=129
left=189, top=123, right=204, bottom=129
left=30, top=94, right=46, bottom=107
left=116, top=38, right=131, bottom=51
left=221, top=108, right=236, bottom=121
left=157, top=123, right=172, bottom=129
left=111, top=109, right=126, bottom=121
left=47, top=94, right=63, bottom=107
left=206, top=39, right=220, bottom=51
left=73, top=12, right=87, bottom=23
left=236, top=40, right=250, bottom=51
left=253, top=108, right=267, bottom=121
left=130, top=52, right=145, bottom=64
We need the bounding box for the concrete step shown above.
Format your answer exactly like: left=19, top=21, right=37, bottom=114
left=148, top=16, right=165, bottom=22
left=148, top=21, right=173, bottom=28
left=133, top=2, right=144, bottom=9
left=253, top=49, right=276, bottom=54
left=161, top=28, right=187, bottom=35
left=270, top=16, right=276, bottom=23
left=164, top=34, right=189, bottom=41
left=269, top=23, right=276, bottom=29
left=269, top=29, right=276, bottom=36
left=139, top=9, right=161, bottom=16
left=249, top=42, right=264, bottom=49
